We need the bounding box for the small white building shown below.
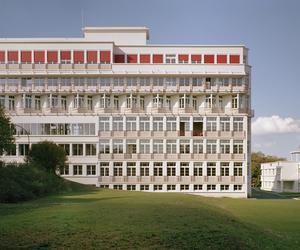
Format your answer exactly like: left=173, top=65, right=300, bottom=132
left=261, top=151, right=300, bottom=193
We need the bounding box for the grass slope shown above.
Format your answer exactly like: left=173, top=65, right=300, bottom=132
left=1, top=188, right=300, bottom=249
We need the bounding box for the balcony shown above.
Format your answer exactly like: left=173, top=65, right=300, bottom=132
left=151, top=107, right=171, bottom=113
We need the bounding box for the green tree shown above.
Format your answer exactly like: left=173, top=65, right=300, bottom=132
left=27, top=141, right=66, bottom=174
left=0, top=107, right=15, bottom=156
left=251, top=152, right=285, bottom=187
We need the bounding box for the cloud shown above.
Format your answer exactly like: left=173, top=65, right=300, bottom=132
left=252, top=116, right=300, bottom=135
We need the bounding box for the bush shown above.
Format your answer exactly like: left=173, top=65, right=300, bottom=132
left=0, top=163, right=66, bottom=203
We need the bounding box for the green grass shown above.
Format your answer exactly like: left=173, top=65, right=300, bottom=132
left=1, top=187, right=300, bottom=250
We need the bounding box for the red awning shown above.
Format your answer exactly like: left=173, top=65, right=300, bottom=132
left=87, top=51, right=97, bottom=63
left=47, top=51, right=58, bottom=63
left=140, top=54, right=150, bottom=63
left=152, top=54, right=163, bottom=63
left=34, top=51, right=45, bottom=63
left=100, top=51, right=111, bottom=63
left=74, top=51, right=84, bottom=63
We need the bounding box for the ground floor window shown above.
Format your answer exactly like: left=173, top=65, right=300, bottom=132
left=59, top=165, right=69, bottom=175
left=180, top=184, right=189, bottom=191
left=167, top=185, right=176, bottom=191
left=127, top=185, right=136, bottom=191
left=140, top=185, right=149, bottom=191
left=100, top=185, right=109, bottom=189
left=73, top=165, right=82, bottom=175
left=194, top=184, right=203, bottom=191
left=220, top=184, right=229, bottom=191
left=113, top=185, right=123, bottom=190
left=234, top=185, right=242, bottom=191
left=154, top=185, right=163, bottom=191
left=87, top=165, right=96, bottom=175
left=207, top=184, right=216, bottom=191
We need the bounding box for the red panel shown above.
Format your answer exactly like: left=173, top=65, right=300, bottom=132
left=0, top=51, right=5, bottom=62
left=21, top=51, right=32, bottom=63
left=140, top=54, right=150, bottom=63
left=87, top=51, right=97, bottom=63
left=100, top=51, right=111, bottom=63
left=230, top=55, right=240, bottom=64
left=204, top=54, right=214, bottom=64
left=8, top=51, right=18, bottom=62
left=153, top=54, right=163, bottom=63
left=74, top=51, right=84, bottom=63
left=178, top=54, right=189, bottom=62
left=60, top=51, right=71, bottom=60
left=191, top=54, right=201, bottom=62
left=114, top=54, right=125, bottom=63
left=217, top=55, right=227, bottom=64
left=47, top=51, right=58, bottom=63
left=34, top=51, right=45, bottom=63
left=127, top=54, right=137, bottom=63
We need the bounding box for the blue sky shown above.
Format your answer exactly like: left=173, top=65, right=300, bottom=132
left=0, top=0, right=300, bottom=157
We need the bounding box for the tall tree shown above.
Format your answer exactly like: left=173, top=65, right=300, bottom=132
left=251, top=152, right=285, bottom=187
left=0, top=107, right=15, bottom=156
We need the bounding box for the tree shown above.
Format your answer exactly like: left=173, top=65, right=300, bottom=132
left=251, top=152, right=285, bottom=187
left=0, top=107, right=15, bottom=156
left=27, top=141, right=66, bottom=174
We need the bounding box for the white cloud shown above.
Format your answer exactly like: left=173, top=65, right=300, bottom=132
left=252, top=116, right=300, bottom=135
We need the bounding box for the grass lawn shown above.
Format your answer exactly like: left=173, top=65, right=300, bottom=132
left=1, top=188, right=300, bottom=250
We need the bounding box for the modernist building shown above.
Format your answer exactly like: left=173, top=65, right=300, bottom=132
left=261, top=150, right=300, bottom=193
left=0, top=27, right=252, bottom=197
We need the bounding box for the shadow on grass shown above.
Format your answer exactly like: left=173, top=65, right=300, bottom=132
left=251, top=188, right=300, bottom=199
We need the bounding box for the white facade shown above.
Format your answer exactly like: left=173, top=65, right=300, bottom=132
left=0, top=27, right=252, bottom=197
left=261, top=152, right=300, bottom=193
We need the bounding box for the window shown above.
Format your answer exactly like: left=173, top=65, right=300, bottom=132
left=87, top=165, right=96, bottom=175
left=100, top=185, right=109, bottom=189
left=233, top=140, right=244, bottom=154
left=207, top=162, right=216, bottom=176
left=126, top=140, right=136, bottom=154
left=180, top=140, right=190, bottom=154
left=100, top=94, right=110, bottom=108
left=165, top=77, right=177, bottom=87
left=179, top=77, right=189, bottom=86
left=126, top=117, right=136, bottom=131
left=180, top=162, right=189, bottom=176
left=113, top=139, right=123, bottom=154
left=113, top=117, right=123, bottom=131
left=153, top=140, right=164, bottom=154
left=140, top=185, right=150, bottom=191
left=140, top=96, right=145, bottom=109
left=194, top=184, right=203, bottom=190
left=25, top=95, right=32, bottom=109
left=232, top=94, right=238, bottom=108
left=193, top=140, right=203, bottom=154
left=126, top=94, right=137, bottom=108
left=153, top=162, right=163, bottom=176
left=113, top=185, right=123, bottom=190
left=113, top=162, right=123, bottom=176
left=179, top=94, right=190, bottom=108
left=194, top=162, right=203, bottom=176
left=165, top=54, right=176, bottom=64
left=232, top=78, right=242, bottom=87
left=100, top=162, right=109, bottom=176
left=233, top=117, right=243, bottom=132
left=234, top=163, right=243, bottom=176
left=113, top=96, right=119, bottom=109
left=73, top=165, right=82, bottom=175
left=220, top=140, right=230, bottom=154
left=0, top=95, right=5, bottom=108
left=59, top=165, right=69, bottom=175
left=100, top=78, right=111, bottom=87
left=18, top=144, right=29, bottom=156
left=58, top=144, right=70, bottom=156
left=99, top=117, right=110, bottom=131
left=166, top=140, right=177, bottom=154
left=167, top=162, right=176, bottom=176
left=153, top=185, right=163, bottom=191
left=74, top=95, right=84, bottom=108
left=153, top=77, right=164, bottom=86
left=140, top=77, right=151, bottom=86
left=167, top=185, right=176, bottom=191
left=166, top=117, right=176, bottom=131
left=127, top=185, right=136, bottom=191
left=153, top=117, right=164, bottom=131
left=180, top=117, right=190, bottom=136
left=72, top=144, right=83, bottom=156
left=221, top=162, right=230, bottom=176
left=140, top=162, right=150, bottom=176
left=127, top=162, right=136, bottom=176
left=140, top=140, right=150, bottom=154
left=180, top=185, right=189, bottom=191
left=221, top=185, right=229, bottom=191
left=206, top=140, right=217, bottom=154
left=205, top=95, right=216, bottom=108
left=206, top=117, right=217, bottom=132
left=220, top=117, right=230, bottom=131
left=153, top=94, right=163, bottom=108
left=86, top=144, right=96, bottom=156
left=8, top=96, right=15, bottom=111
left=126, top=78, right=138, bottom=87
left=192, top=77, right=203, bottom=86
left=99, top=140, right=110, bottom=154
left=207, top=184, right=216, bottom=191
left=234, top=185, right=242, bottom=191
left=6, top=144, right=16, bottom=156
left=140, top=117, right=150, bottom=131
